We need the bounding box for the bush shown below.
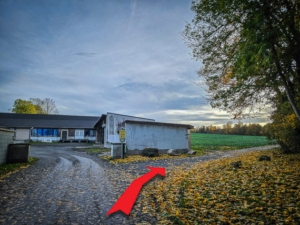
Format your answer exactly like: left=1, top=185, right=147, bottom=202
left=265, top=103, right=300, bottom=153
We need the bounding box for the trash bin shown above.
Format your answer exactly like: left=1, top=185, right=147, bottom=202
left=6, top=143, right=30, bottom=163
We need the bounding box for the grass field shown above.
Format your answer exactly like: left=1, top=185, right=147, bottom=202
left=191, top=133, right=275, bottom=152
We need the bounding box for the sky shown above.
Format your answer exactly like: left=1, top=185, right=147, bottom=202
left=0, top=0, right=269, bottom=127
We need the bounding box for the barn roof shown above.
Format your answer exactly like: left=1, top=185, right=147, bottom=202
left=0, top=113, right=99, bottom=129
left=123, top=120, right=194, bottom=129
left=94, top=112, right=154, bottom=128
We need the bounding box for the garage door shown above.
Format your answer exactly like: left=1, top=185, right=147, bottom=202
left=15, top=129, right=30, bottom=141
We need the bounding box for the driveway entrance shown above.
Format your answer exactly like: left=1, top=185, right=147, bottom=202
left=0, top=144, right=131, bottom=225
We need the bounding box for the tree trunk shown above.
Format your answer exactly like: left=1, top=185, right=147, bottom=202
left=271, top=44, right=300, bottom=121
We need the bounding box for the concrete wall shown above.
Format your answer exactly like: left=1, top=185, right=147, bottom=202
left=0, top=128, right=15, bottom=164
left=125, top=123, right=189, bottom=152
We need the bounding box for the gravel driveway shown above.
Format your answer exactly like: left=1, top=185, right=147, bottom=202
left=0, top=144, right=133, bottom=225
left=0, top=144, right=278, bottom=225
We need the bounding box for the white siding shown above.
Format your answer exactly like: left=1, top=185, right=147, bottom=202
left=105, top=113, right=154, bottom=145
left=125, top=123, right=188, bottom=151
left=15, top=129, right=30, bottom=141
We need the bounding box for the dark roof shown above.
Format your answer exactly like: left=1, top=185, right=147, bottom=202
left=124, top=120, right=194, bottom=129
left=94, top=114, right=107, bottom=128
left=0, top=113, right=99, bottom=129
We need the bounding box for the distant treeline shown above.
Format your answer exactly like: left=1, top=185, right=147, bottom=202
left=191, top=122, right=267, bottom=136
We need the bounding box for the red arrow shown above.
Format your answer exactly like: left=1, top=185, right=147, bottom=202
left=106, top=166, right=166, bottom=216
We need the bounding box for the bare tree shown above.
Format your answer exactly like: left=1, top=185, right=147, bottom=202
left=44, top=98, right=59, bottom=114
left=29, top=98, right=59, bottom=114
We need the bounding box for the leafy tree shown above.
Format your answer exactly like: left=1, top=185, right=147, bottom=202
left=183, top=0, right=300, bottom=152
left=11, top=98, right=59, bottom=114
left=183, top=0, right=300, bottom=120
left=29, top=98, right=45, bottom=114
left=12, top=99, right=37, bottom=114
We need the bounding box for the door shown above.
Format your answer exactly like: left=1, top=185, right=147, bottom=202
left=62, top=131, right=67, bottom=141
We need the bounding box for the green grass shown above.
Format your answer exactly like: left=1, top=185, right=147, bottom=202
left=76, top=147, right=110, bottom=155
left=85, top=148, right=110, bottom=154
left=29, top=141, right=62, bottom=145
left=0, top=157, right=39, bottom=179
left=191, top=133, right=276, bottom=152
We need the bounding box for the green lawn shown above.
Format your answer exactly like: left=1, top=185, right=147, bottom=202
left=191, top=133, right=276, bottom=152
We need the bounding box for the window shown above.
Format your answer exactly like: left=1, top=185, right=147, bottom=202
left=85, top=129, right=96, bottom=137
left=43, top=129, right=48, bottom=136
left=31, top=129, right=37, bottom=137
left=75, top=130, right=84, bottom=137
left=31, top=128, right=59, bottom=137
left=90, top=130, right=95, bottom=136
left=109, top=115, right=114, bottom=135
left=37, top=129, right=42, bottom=136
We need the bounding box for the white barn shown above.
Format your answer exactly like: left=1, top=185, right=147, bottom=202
left=94, top=112, right=155, bottom=147
left=94, top=112, right=194, bottom=156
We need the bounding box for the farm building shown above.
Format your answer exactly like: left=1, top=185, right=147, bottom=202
left=94, top=112, right=194, bottom=156
left=0, top=113, right=98, bottom=142
left=94, top=112, right=155, bottom=147
left=0, top=112, right=194, bottom=155
left=122, top=120, right=193, bottom=154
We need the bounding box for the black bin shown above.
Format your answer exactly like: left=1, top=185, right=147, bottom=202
left=7, top=144, right=30, bottom=163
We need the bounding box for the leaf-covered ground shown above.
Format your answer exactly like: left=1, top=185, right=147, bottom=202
left=100, top=153, right=199, bottom=164
left=0, top=157, right=39, bottom=179
left=138, top=149, right=300, bottom=224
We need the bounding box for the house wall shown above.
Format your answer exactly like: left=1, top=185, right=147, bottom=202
left=104, top=113, right=154, bottom=147
left=30, top=137, right=61, bottom=142
left=125, top=123, right=189, bottom=153
left=15, top=128, right=30, bottom=141
left=0, top=128, right=15, bottom=164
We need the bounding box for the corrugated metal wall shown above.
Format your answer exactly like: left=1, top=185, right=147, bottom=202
left=0, top=129, right=15, bottom=164
left=125, top=123, right=188, bottom=151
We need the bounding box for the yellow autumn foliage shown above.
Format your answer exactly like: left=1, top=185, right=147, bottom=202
left=100, top=153, right=198, bottom=164
left=138, top=149, right=300, bottom=224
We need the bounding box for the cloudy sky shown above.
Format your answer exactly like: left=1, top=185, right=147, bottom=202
left=0, top=0, right=268, bottom=126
